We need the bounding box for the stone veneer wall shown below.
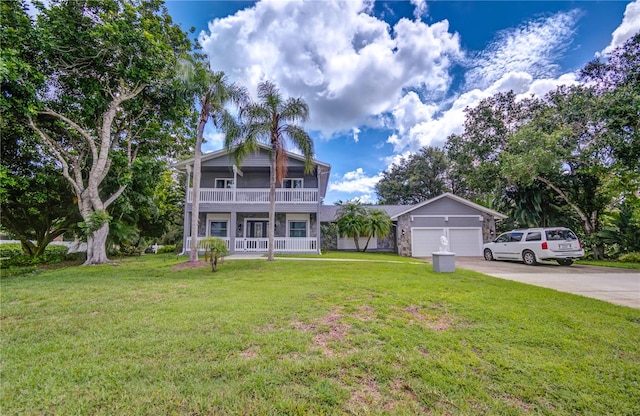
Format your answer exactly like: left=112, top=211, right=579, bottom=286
left=376, top=227, right=396, bottom=251
left=481, top=213, right=496, bottom=243
left=396, top=214, right=412, bottom=257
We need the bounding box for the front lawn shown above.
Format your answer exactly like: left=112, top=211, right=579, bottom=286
left=576, top=259, right=640, bottom=270
left=2, top=254, right=639, bottom=415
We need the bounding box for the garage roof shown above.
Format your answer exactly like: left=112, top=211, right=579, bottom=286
left=389, top=193, right=507, bottom=220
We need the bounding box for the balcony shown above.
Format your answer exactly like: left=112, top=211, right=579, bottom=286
left=187, top=188, right=318, bottom=204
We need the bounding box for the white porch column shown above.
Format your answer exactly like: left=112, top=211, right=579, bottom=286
left=182, top=165, right=192, bottom=254
left=230, top=211, right=237, bottom=254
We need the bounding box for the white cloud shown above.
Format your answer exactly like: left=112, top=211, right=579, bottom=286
left=202, top=131, right=225, bottom=153
left=466, top=10, right=579, bottom=89
left=198, top=0, right=461, bottom=135
left=386, top=11, right=583, bottom=154
left=602, top=0, right=640, bottom=55
left=411, top=0, right=428, bottom=19
left=352, top=127, right=361, bottom=143
left=328, top=168, right=383, bottom=195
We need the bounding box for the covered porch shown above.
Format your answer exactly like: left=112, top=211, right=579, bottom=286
left=185, top=211, right=320, bottom=254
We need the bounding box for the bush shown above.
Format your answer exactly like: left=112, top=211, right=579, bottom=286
left=0, top=244, right=24, bottom=258
left=0, top=244, right=72, bottom=268
left=619, top=252, right=640, bottom=263
left=156, top=245, right=177, bottom=254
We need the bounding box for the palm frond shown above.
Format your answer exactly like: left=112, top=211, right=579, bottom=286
left=281, top=97, right=309, bottom=123
left=284, top=125, right=314, bottom=173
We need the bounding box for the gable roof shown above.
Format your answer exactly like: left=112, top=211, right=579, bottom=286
left=389, top=192, right=507, bottom=220
left=173, top=142, right=331, bottom=171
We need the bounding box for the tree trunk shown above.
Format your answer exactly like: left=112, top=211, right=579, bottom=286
left=537, top=176, right=605, bottom=259
left=268, top=149, right=276, bottom=261
left=189, top=108, right=207, bottom=262
left=362, top=235, right=372, bottom=252
left=20, top=240, right=36, bottom=256
left=84, top=222, right=109, bottom=265
left=353, top=233, right=361, bottom=252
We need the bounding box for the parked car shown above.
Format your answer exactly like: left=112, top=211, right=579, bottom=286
left=483, top=227, right=584, bottom=266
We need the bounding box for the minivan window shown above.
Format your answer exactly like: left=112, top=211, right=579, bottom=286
left=526, top=231, right=541, bottom=241
left=510, top=232, right=524, bottom=242
left=546, top=229, right=577, bottom=241
left=495, top=233, right=510, bottom=243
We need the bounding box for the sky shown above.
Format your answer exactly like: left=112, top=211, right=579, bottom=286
left=164, top=0, right=640, bottom=204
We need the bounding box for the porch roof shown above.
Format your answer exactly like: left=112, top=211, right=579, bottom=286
left=319, top=205, right=406, bottom=223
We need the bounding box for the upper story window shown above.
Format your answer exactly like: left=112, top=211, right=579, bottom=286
left=283, top=179, right=303, bottom=189
left=215, top=178, right=234, bottom=189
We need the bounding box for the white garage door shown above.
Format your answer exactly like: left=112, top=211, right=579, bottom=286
left=411, top=229, right=445, bottom=257
left=449, top=228, right=483, bottom=256
left=412, top=228, right=483, bottom=257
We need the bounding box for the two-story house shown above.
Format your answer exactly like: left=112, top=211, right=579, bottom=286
left=174, top=143, right=331, bottom=255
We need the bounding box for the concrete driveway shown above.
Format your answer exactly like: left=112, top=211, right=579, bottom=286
left=450, top=257, right=640, bottom=309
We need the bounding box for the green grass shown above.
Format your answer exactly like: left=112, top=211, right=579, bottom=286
left=2, top=254, right=639, bottom=415
left=576, top=259, right=640, bottom=270
left=278, top=250, right=424, bottom=263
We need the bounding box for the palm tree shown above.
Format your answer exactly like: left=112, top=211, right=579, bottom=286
left=180, top=59, right=248, bottom=262
left=335, top=199, right=367, bottom=252
left=226, top=80, right=314, bottom=261
left=362, top=209, right=392, bottom=252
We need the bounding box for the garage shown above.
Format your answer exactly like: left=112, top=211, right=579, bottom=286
left=412, top=228, right=483, bottom=256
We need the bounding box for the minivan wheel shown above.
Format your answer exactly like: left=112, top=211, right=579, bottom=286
left=522, top=250, right=537, bottom=265
left=557, top=259, right=573, bottom=266
left=484, top=248, right=494, bottom=261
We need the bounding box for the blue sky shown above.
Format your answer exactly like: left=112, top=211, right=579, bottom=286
left=164, top=0, right=640, bottom=204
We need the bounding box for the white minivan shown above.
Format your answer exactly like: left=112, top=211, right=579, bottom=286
left=483, top=227, right=585, bottom=266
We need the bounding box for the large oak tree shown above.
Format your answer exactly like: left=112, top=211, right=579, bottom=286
left=23, top=0, right=195, bottom=264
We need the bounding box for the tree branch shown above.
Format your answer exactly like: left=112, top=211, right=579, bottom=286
left=41, top=107, right=98, bottom=163
left=28, top=117, right=84, bottom=198
left=537, top=176, right=594, bottom=234
left=104, top=184, right=127, bottom=209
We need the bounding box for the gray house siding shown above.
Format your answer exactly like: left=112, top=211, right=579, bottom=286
left=177, top=144, right=330, bottom=255
left=318, top=194, right=505, bottom=257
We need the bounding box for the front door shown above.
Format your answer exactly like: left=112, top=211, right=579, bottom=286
left=247, top=220, right=269, bottom=238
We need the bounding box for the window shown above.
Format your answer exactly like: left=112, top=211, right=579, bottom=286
left=546, top=229, right=577, bottom=241
left=510, top=232, right=524, bottom=242
left=495, top=233, right=510, bottom=243
left=210, top=221, right=228, bottom=237
left=283, top=179, right=303, bottom=189
left=289, top=221, right=307, bottom=238
left=525, top=232, right=541, bottom=241
left=215, top=178, right=234, bottom=189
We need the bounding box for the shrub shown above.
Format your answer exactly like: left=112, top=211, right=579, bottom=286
left=0, top=244, right=24, bottom=258
left=156, top=245, right=177, bottom=254
left=619, top=252, right=640, bottom=263
left=0, top=244, right=71, bottom=268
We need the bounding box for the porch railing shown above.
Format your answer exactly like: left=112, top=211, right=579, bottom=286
left=187, top=188, right=318, bottom=204
left=184, top=237, right=317, bottom=253
left=184, top=237, right=231, bottom=252
left=235, top=237, right=317, bottom=253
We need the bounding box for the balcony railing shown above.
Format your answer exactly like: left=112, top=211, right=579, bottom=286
left=187, top=188, right=318, bottom=204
